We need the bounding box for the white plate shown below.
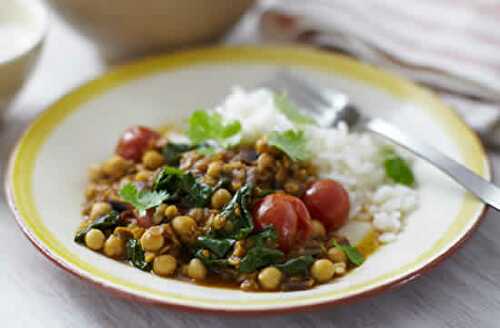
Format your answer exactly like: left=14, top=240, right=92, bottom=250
left=6, top=46, right=490, bottom=314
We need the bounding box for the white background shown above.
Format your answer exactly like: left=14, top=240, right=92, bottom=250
left=1, top=7, right=500, bottom=328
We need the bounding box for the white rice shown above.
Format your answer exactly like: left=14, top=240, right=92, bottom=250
left=214, top=87, right=418, bottom=243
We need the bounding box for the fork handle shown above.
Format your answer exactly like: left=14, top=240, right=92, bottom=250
left=366, top=118, right=500, bottom=211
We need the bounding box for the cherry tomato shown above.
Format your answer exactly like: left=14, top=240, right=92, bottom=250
left=116, top=126, right=160, bottom=162
left=253, top=194, right=312, bottom=252
left=136, top=209, right=154, bottom=228
left=303, top=179, right=350, bottom=231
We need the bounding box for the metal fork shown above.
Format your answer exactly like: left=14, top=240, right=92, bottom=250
left=261, top=70, right=500, bottom=211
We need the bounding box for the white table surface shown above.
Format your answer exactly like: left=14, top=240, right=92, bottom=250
left=1, top=10, right=500, bottom=328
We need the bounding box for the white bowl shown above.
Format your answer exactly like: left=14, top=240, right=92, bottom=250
left=6, top=46, right=490, bottom=314
left=46, top=0, right=255, bottom=62
left=0, top=0, right=48, bottom=109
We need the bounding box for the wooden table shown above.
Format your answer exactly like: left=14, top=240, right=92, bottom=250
left=1, top=12, right=499, bottom=328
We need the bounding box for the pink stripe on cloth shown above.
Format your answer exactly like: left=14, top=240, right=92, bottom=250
left=259, top=0, right=500, bottom=102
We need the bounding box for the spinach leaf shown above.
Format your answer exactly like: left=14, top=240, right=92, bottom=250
left=187, top=110, right=241, bottom=147
left=194, top=249, right=231, bottom=269
left=239, top=227, right=284, bottom=273
left=239, top=247, right=284, bottom=273
left=332, top=240, right=365, bottom=266
left=382, top=148, right=415, bottom=186
left=119, top=183, right=169, bottom=216
left=74, top=211, right=122, bottom=243
left=216, top=184, right=254, bottom=240
left=267, top=129, right=311, bottom=161
left=162, top=142, right=197, bottom=166
left=276, top=255, right=315, bottom=276
left=126, top=239, right=151, bottom=271
left=153, top=166, right=213, bottom=208
left=274, top=92, right=316, bottom=125
left=197, top=236, right=235, bottom=258
left=248, top=226, right=277, bottom=247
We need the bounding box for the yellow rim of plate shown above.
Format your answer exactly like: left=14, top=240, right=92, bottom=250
left=8, top=46, right=489, bottom=310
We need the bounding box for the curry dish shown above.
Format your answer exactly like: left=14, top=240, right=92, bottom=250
left=74, top=89, right=417, bottom=292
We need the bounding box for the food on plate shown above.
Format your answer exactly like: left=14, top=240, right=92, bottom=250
left=74, top=87, right=418, bottom=291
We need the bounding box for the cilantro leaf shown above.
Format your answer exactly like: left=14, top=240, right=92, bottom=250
left=118, top=183, right=168, bottom=216
left=187, top=110, right=241, bottom=146
left=332, top=240, right=365, bottom=266
left=274, top=92, right=316, bottom=125
left=382, top=148, right=415, bottom=186
left=267, top=129, right=311, bottom=161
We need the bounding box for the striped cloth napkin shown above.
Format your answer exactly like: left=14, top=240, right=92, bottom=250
left=258, top=0, right=500, bottom=149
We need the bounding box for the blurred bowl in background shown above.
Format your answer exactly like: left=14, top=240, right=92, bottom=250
left=47, top=0, right=255, bottom=63
left=0, top=0, right=48, bottom=110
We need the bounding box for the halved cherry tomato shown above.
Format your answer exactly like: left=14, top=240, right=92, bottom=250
left=116, top=126, right=160, bottom=162
left=253, top=194, right=312, bottom=252
left=303, top=179, right=350, bottom=232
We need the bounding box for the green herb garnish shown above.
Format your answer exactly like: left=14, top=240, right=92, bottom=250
left=332, top=240, right=365, bottom=266
left=267, top=129, right=310, bottom=161
left=276, top=255, right=315, bottom=276
left=274, top=92, right=316, bottom=125
left=126, top=239, right=151, bottom=271
left=382, top=148, right=415, bottom=186
left=196, top=146, right=216, bottom=156
left=74, top=211, right=122, bottom=243
left=118, top=183, right=168, bottom=216
left=187, top=110, right=241, bottom=147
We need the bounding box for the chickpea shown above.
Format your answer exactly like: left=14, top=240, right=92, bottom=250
left=328, top=247, right=347, bottom=263
left=153, top=204, right=167, bottom=224
left=85, top=229, right=105, bottom=251
left=257, top=153, right=274, bottom=172
left=88, top=164, right=104, bottom=181
left=211, top=188, right=232, bottom=209
left=164, top=205, right=178, bottom=220
left=102, top=155, right=132, bottom=179
left=89, top=202, right=112, bottom=220
left=255, top=137, right=271, bottom=153
left=153, top=255, right=177, bottom=277
left=188, top=208, right=204, bottom=222
left=206, top=161, right=223, bottom=178
left=140, top=226, right=165, bottom=251
left=172, top=216, right=198, bottom=243
left=145, top=252, right=156, bottom=263
left=310, top=259, right=335, bottom=283
left=310, top=220, right=326, bottom=239
left=258, top=267, right=283, bottom=290
left=135, top=170, right=152, bottom=182
left=142, top=150, right=165, bottom=170
left=187, top=258, right=207, bottom=280
left=333, top=262, right=347, bottom=275
left=103, top=235, right=125, bottom=258
left=85, top=184, right=98, bottom=200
